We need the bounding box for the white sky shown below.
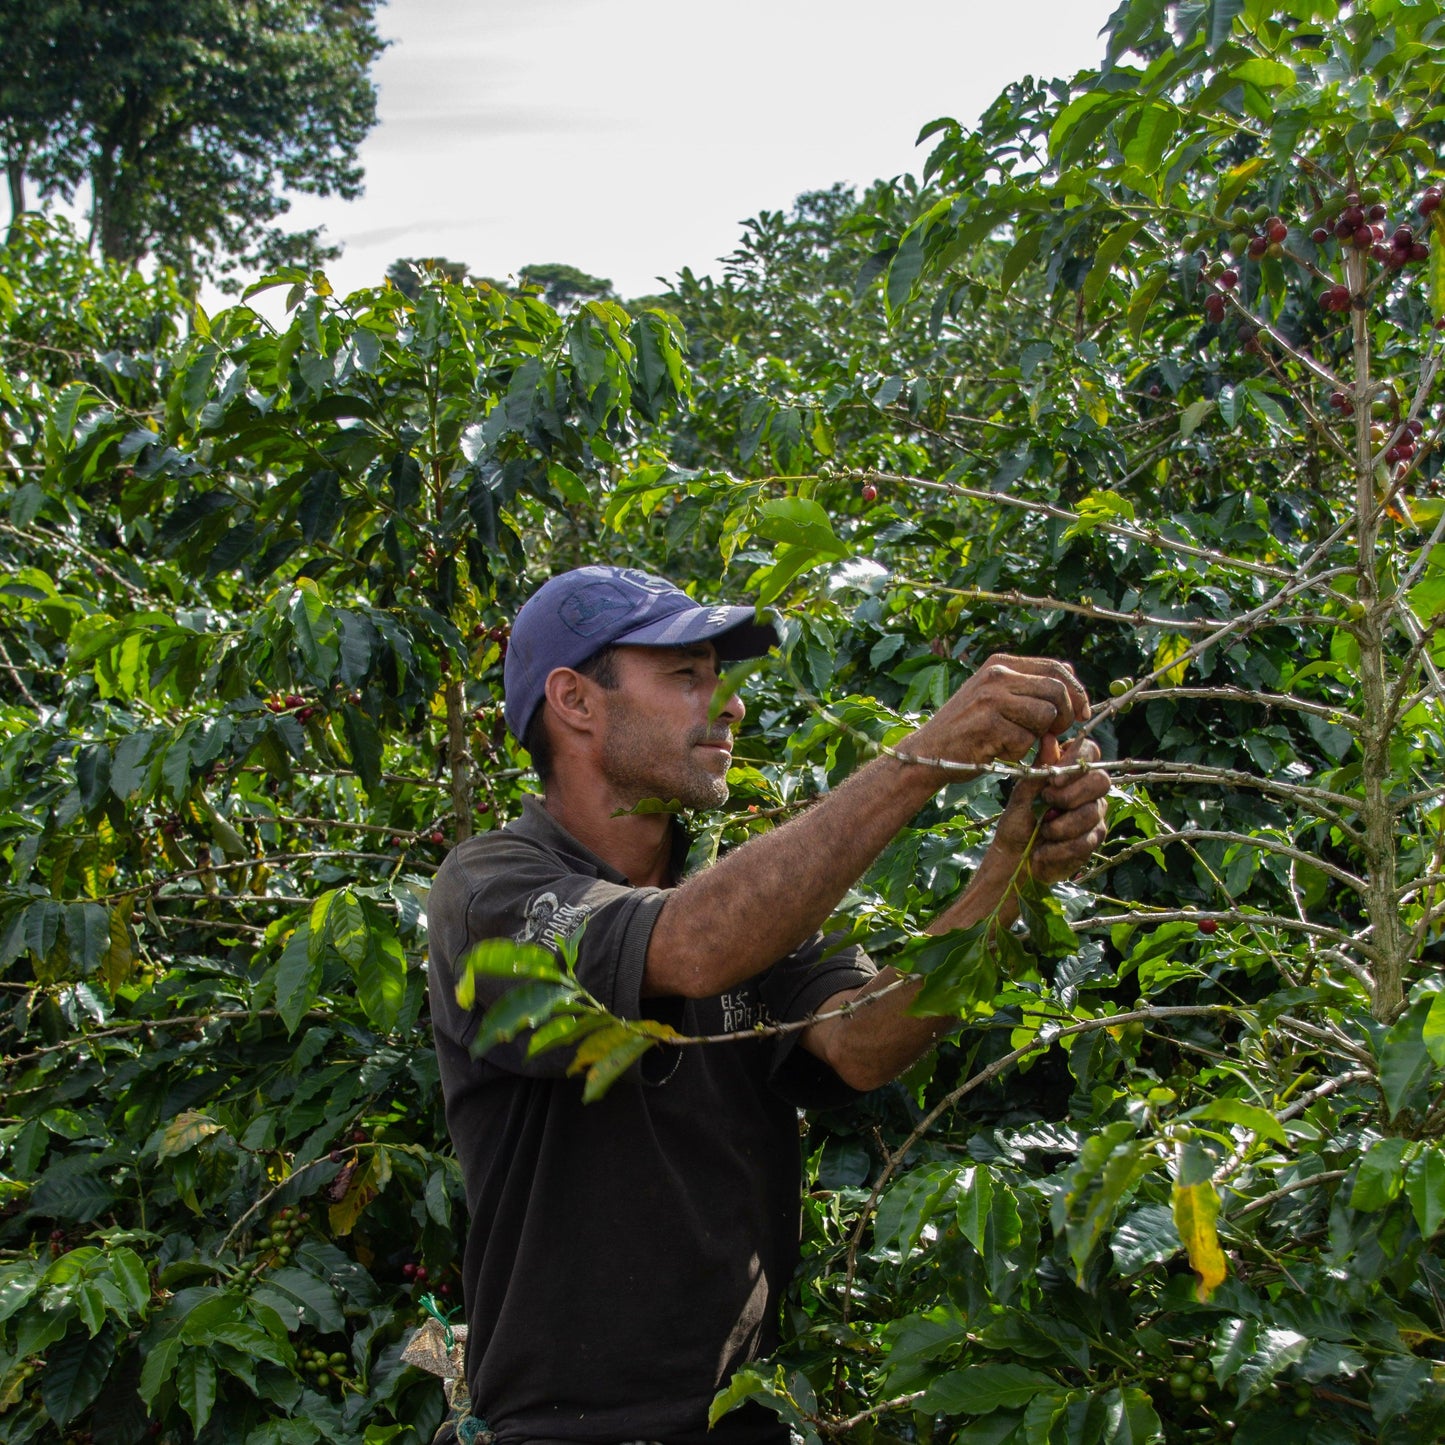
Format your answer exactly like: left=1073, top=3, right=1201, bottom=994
left=10, top=0, right=1121, bottom=305
left=276, top=0, right=1119, bottom=300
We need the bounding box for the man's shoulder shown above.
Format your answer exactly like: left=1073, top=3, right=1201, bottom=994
left=433, top=818, right=566, bottom=901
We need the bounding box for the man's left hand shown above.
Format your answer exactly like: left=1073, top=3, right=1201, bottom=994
left=994, top=734, right=1110, bottom=884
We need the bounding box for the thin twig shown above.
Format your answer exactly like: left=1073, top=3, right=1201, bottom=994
left=1, top=1008, right=282, bottom=1069
left=1082, top=909, right=1372, bottom=959
left=0, top=635, right=41, bottom=710
left=819, top=1390, right=929, bottom=1436
left=1232, top=1170, right=1349, bottom=1220
left=878, top=471, right=1298, bottom=583
left=1084, top=828, right=1365, bottom=893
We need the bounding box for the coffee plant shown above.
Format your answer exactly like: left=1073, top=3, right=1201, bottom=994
left=3, top=2, right=1445, bottom=1443
left=0, top=217, right=688, bottom=1442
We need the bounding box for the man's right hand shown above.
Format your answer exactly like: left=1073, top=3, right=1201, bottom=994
left=906, top=654, right=1090, bottom=769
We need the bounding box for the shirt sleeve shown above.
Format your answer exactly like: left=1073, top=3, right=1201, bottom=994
left=429, top=834, right=669, bottom=1078
left=759, top=931, right=877, bottom=1109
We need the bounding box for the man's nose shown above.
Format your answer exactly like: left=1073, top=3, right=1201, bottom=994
left=713, top=685, right=745, bottom=726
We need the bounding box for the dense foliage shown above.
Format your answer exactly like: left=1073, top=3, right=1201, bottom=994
left=2, top=2, right=1445, bottom=1443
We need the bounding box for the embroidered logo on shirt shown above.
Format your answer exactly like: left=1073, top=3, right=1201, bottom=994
left=717, top=989, right=775, bottom=1032
left=516, top=891, right=593, bottom=951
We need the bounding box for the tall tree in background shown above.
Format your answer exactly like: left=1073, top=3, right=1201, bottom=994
left=518, top=262, right=618, bottom=313
left=0, top=0, right=384, bottom=286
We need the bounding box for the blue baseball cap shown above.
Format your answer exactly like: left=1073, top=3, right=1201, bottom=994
left=503, top=566, right=778, bottom=739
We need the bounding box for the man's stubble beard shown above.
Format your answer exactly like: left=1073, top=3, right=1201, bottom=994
left=599, top=700, right=730, bottom=812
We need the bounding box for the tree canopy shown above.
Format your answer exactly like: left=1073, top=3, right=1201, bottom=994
left=0, top=0, right=384, bottom=285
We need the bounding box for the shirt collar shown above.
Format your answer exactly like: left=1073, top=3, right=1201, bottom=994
left=509, top=795, right=691, bottom=886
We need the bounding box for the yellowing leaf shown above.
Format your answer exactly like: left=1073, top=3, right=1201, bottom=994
left=158, top=1111, right=223, bottom=1160
left=1153, top=632, right=1190, bottom=687
left=1173, top=1178, right=1228, bottom=1300
left=102, top=902, right=134, bottom=997
left=1214, top=156, right=1267, bottom=213
left=1079, top=380, right=1109, bottom=426
left=328, top=1152, right=384, bottom=1236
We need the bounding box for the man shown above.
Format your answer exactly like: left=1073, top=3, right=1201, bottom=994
left=427, top=565, right=1108, bottom=1445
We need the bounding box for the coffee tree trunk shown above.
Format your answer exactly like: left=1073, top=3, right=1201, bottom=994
left=446, top=678, right=475, bottom=844
left=1348, top=245, right=1407, bottom=1023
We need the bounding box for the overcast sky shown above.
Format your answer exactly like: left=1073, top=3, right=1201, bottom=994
left=277, top=0, right=1120, bottom=301
left=9, top=1, right=1121, bottom=304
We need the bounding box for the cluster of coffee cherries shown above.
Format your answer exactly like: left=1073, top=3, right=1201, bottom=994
left=1201, top=270, right=1237, bottom=325
left=1195, top=184, right=1438, bottom=326
left=1311, top=190, right=1433, bottom=260
left=1161, top=1345, right=1316, bottom=1436
left=1314, top=185, right=1437, bottom=310
left=264, top=692, right=328, bottom=724
left=469, top=622, right=510, bottom=647
left=1182, top=202, right=1285, bottom=261
left=1198, top=265, right=1268, bottom=350
left=328, top=1126, right=370, bottom=1164
left=1325, top=391, right=1428, bottom=478
left=1383, top=418, right=1425, bottom=467
left=235, top=1205, right=308, bottom=1284
left=1230, top=207, right=1290, bottom=261
left=297, top=1343, right=352, bottom=1390
left=1166, top=1353, right=1217, bottom=1409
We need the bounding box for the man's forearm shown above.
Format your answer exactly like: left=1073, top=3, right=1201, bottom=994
left=799, top=743, right=1110, bottom=1092
left=794, top=838, right=1030, bottom=1090
left=642, top=753, right=941, bottom=998
left=924, top=838, right=1028, bottom=936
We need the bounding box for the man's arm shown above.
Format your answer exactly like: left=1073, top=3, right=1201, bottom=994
left=642, top=656, right=1091, bottom=999
left=797, top=734, right=1109, bottom=1092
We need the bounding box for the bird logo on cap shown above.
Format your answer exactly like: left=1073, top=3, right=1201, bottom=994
left=558, top=582, right=635, bottom=638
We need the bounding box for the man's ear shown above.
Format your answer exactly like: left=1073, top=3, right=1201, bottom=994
left=542, top=667, right=601, bottom=742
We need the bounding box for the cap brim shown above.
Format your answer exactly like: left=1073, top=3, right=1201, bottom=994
left=615, top=604, right=777, bottom=660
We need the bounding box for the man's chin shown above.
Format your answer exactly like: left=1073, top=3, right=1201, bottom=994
left=674, top=781, right=727, bottom=811
left=681, top=775, right=729, bottom=811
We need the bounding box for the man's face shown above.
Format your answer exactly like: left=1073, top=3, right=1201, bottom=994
left=593, top=643, right=745, bottom=811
